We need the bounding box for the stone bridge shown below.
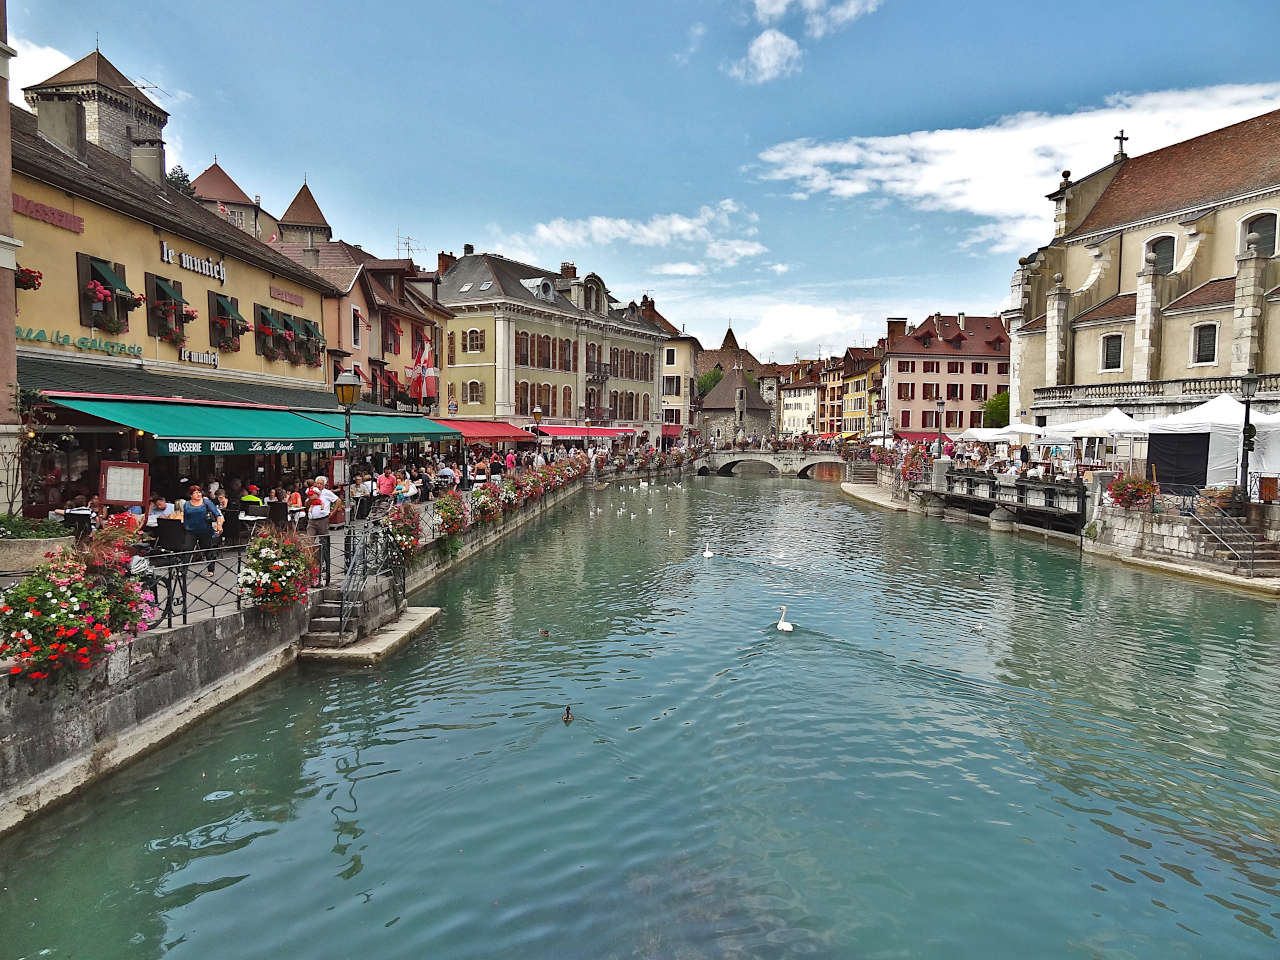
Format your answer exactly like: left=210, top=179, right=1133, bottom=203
left=702, top=449, right=851, bottom=478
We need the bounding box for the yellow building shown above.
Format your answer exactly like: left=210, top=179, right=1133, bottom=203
left=1007, top=111, right=1280, bottom=426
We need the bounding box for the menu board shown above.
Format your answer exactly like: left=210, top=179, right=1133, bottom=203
left=99, top=461, right=150, bottom=510
left=330, top=453, right=349, bottom=487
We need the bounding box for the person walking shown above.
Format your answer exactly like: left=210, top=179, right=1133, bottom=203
left=181, top=485, right=223, bottom=575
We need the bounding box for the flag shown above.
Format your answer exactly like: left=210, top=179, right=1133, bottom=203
left=218, top=201, right=228, bottom=215
left=406, top=339, right=438, bottom=401
left=267, top=233, right=277, bottom=243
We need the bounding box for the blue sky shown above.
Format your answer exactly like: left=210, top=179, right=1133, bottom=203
left=12, top=0, right=1280, bottom=360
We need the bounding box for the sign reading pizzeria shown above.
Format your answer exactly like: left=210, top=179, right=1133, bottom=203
left=155, top=437, right=351, bottom=455
left=159, top=240, right=228, bottom=284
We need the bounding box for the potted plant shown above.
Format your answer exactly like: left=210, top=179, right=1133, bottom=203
left=16, top=266, right=42, bottom=291
left=1107, top=474, right=1159, bottom=510
left=120, top=292, right=146, bottom=313
left=84, top=279, right=113, bottom=312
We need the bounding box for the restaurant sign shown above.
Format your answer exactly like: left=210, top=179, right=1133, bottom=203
left=16, top=326, right=143, bottom=357
left=179, top=347, right=219, bottom=368
left=156, top=437, right=351, bottom=456
left=160, top=240, right=227, bottom=285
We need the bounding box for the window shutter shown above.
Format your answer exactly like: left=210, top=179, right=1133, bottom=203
left=172, top=279, right=184, bottom=329
left=208, top=290, right=220, bottom=346
left=145, top=274, right=161, bottom=336
left=112, top=263, right=129, bottom=332
left=573, top=340, right=579, bottom=372
left=77, top=253, right=93, bottom=327
left=448, top=331, right=456, bottom=364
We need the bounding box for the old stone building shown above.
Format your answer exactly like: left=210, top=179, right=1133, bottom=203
left=1007, top=111, right=1280, bottom=425
left=702, top=363, right=772, bottom=442
left=276, top=182, right=333, bottom=247
left=191, top=160, right=279, bottom=242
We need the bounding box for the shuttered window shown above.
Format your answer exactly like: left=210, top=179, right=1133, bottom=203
left=1193, top=324, right=1217, bottom=364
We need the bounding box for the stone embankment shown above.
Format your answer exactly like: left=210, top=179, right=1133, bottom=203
left=0, top=459, right=700, bottom=837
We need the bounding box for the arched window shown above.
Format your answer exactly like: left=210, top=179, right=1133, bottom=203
left=466, top=328, right=485, bottom=352
left=563, top=385, right=572, bottom=417
left=561, top=338, right=572, bottom=370
left=587, top=343, right=597, bottom=371
left=1245, top=212, right=1277, bottom=257
left=543, top=336, right=553, bottom=369
left=609, top=391, right=618, bottom=419
left=642, top=394, right=650, bottom=420
left=516, top=331, right=530, bottom=366
left=611, top=347, right=619, bottom=372
left=516, top=381, right=529, bottom=415
left=1191, top=322, right=1218, bottom=365
left=1146, top=236, right=1175, bottom=276
left=625, top=392, right=635, bottom=420
left=541, top=383, right=553, bottom=414
left=586, top=388, right=596, bottom=414
left=466, top=380, right=483, bottom=403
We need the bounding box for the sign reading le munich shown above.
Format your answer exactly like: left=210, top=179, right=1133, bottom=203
left=160, top=240, right=227, bottom=284
left=157, top=437, right=352, bottom=456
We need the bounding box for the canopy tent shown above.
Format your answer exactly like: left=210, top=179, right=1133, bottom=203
left=45, top=395, right=351, bottom=455
left=995, top=422, right=1045, bottom=438
left=429, top=418, right=532, bottom=444
left=1038, top=407, right=1148, bottom=444
left=956, top=426, right=1010, bottom=443
left=895, top=430, right=955, bottom=444
left=1143, top=393, right=1280, bottom=486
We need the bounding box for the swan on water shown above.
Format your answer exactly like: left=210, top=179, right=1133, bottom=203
left=971, top=623, right=984, bottom=633
left=563, top=705, right=574, bottom=723
left=647, top=507, right=653, bottom=514
left=776, top=606, right=794, bottom=632
left=668, top=528, right=675, bottom=536
left=702, top=543, right=714, bottom=558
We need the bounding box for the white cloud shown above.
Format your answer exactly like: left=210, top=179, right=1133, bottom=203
left=757, top=82, right=1280, bottom=252
left=10, top=36, right=73, bottom=107
left=495, top=199, right=767, bottom=271
left=767, top=263, right=791, bottom=274
left=728, top=29, right=802, bottom=85
left=752, top=0, right=884, bottom=37
left=674, top=22, right=707, bottom=65
left=654, top=262, right=707, bottom=276
left=753, top=0, right=792, bottom=23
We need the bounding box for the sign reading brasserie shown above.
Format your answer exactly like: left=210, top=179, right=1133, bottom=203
left=156, top=437, right=351, bottom=456
left=13, top=193, right=84, bottom=233
left=160, top=240, right=227, bottom=285
left=269, top=285, right=304, bottom=306
left=16, top=326, right=143, bottom=357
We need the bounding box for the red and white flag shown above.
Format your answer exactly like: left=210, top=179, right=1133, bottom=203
left=406, top=339, right=438, bottom=401
left=218, top=201, right=228, bottom=215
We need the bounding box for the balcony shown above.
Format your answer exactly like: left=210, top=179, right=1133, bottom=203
left=586, top=362, right=611, bottom=384
left=1034, top=373, right=1280, bottom=410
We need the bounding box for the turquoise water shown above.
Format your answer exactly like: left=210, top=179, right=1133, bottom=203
left=2, top=476, right=1279, bottom=958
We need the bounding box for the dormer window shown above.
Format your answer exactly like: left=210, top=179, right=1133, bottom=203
left=1245, top=212, right=1277, bottom=257
left=1146, top=236, right=1175, bottom=276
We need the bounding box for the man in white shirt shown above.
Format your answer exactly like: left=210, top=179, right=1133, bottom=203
left=146, top=494, right=177, bottom=527
left=306, top=476, right=341, bottom=536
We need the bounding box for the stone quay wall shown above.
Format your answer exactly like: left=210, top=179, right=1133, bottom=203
left=1082, top=505, right=1202, bottom=563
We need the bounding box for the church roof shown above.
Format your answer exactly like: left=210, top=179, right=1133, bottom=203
left=701, top=365, right=771, bottom=412
left=191, top=161, right=253, bottom=205
left=25, top=51, right=166, bottom=115
left=1070, top=108, right=1280, bottom=238
left=720, top=326, right=740, bottom=351
left=280, top=183, right=330, bottom=227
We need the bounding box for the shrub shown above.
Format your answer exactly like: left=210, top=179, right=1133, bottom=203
left=0, top=513, right=70, bottom=540
left=236, top=530, right=317, bottom=613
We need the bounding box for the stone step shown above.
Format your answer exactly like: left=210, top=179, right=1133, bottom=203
left=313, top=601, right=357, bottom=618
left=308, top=616, right=343, bottom=633
left=300, top=629, right=358, bottom=649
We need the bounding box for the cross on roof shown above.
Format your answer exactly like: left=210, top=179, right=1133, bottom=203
left=1114, top=129, right=1129, bottom=157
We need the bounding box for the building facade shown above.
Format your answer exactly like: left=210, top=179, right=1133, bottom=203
left=780, top=377, right=818, bottom=436
left=638, top=294, right=702, bottom=442
left=881, top=314, right=1009, bottom=438
left=701, top=364, right=772, bottom=443
left=1007, top=111, right=1280, bottom=425
left=435, top=249, right=664, bottom=439
left=191, top=160, right=279, bottom=242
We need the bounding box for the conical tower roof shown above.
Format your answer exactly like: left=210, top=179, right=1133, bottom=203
left=280, top=182, right=330, bottom=227
left=720, top=325, right=739, bottom=351
left=25, top=50, right=165, bottom=114
left=191, top=161, right=253, bottom=205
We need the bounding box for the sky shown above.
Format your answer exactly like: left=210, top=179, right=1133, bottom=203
left=12, top=0, right=1280, bottom=362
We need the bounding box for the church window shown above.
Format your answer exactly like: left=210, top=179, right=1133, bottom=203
left=1192, top=323, right=1217, bottom=365
left=1101, top=334, right=1123, bottom=371
left=1146, top=236, right=1175, bottom=276
left=1245, top=213, right=1277, bottom=257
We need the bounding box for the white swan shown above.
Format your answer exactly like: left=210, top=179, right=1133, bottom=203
left=702, top=543, right=714, bottom=558
left=647, top=507, right=653, bottom=514
left=776, top=606, right=794, bottom=632
left=630, top=513, right=636, bottom=520
left=971, top=623, right=984, bottom=633
left=668, top=528, right=675, bottom=536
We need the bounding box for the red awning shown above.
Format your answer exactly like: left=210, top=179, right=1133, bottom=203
left=661, top=424, right=681, bottom=438
left=384, top=315, right=404, bottom=336
left=537, top=424, right=635, bottom=438
left=352, top=363, right=373, bottom=386
left=384, top=370, right=402, bottom=390
left=430, top=418, right=532, bottom=443
left=895, top=430, right=955, bottom=443
left=818, top=432, right=836, bottom=439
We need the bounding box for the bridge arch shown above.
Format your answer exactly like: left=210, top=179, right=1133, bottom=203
left=703, top=450, right=847, bottom=478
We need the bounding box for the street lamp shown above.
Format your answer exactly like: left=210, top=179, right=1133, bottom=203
left=585, top=417, right=592, bottom=457
left=935, top=397, right=945, bottom=456
left=1241, top=368, right=1260, bottom=506
left=333, top=370, right=361, bottom=568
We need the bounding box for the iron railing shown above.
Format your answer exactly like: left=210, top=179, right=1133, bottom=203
left=1158, top=483, right=1256, bottom=576
left=339, top=518, right=406, bottom=636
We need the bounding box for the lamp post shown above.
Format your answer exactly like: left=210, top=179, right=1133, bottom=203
left=532, top=405, right=543, bottom=457
left=1241, top=368, right=1260, bottom=507
left=333, top=370, right=361, bottom=571
left=585, top=417, right=592, bottom=462
left=935, top=397, right=945, bottom=456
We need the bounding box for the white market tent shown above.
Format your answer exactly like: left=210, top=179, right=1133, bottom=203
left=1038, top=407, right=1148, bottom=443
left=1144, top=393, right=1280, bottom=486
left=956, top=426, right=1009, bottom=443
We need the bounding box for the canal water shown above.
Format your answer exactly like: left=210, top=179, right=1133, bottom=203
left=2, top=476, right=1279, bottom=958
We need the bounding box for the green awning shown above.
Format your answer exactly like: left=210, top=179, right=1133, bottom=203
left=279, top=313, right=309, bottom=338
left=214, top=293, right=246, bottom=325
left=256, top=305, right=281, bottom=332
left=90, top=259, right=132, bottom=296
left=153, top=276, right=187, bottom=305
left=306, top=411, right=462, bottom=444
left=302, top=318, right=324, bottom=341
left=47, top=397, right=351, bottom=456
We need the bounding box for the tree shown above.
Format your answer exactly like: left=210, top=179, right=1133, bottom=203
left=1, top=386, right=65, bottom=517
left=983, top=390, right=1010, bottom=428
left=166, top=165, right=196, bottom=198
left=696, top=368, right=723, bottom=398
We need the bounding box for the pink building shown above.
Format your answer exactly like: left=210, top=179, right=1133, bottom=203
left=881, top=314, right=1010, bottom=442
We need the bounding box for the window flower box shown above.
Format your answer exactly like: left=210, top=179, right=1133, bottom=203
left=16, top=266, right=42, bottom=291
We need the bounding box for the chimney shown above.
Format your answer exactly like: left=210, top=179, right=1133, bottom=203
left=886, top=317, right=907, bottom=341
left=130, top=136, right=166, bottom=184
left=254, top=193, right=261, bottom=206
left=957, top=311, right=967, bottom=332
left=438, top=250, right=457, bottom=276
left=36, top=97, right=88, bottom=160
left=302, top=247, right=320, bottom=268
left=560, top=261, right=577, bottom=279
left=463, top=242, right=475, bottom=256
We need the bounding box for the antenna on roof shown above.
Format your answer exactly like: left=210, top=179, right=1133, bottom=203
left=95, top=32, right=100, bottom=52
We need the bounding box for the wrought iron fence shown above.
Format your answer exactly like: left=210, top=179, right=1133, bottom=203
left=1157, top=483, right=1255, bottom=576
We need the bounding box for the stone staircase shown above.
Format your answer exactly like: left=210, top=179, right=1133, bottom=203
left=1195, top=516, right=1280, bottom=577
left=300, top=586, right=360, bottom=648
left=845, top=462, right=877, bottom=483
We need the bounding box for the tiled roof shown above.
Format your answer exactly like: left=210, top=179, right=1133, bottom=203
left=697, top=346, right=763, bottom=376
left=1165, top=277, right=1236, bottom=310
left=1070, top=108, right=1280, bottom=238
left=701, top=364, right=771, bottom=411
left=1020, top=314, right=1047, bottom=332
left=1072, top=293, right=1136, bottom=324
left=191, top=161, right=253, bottom=205
left=17, top=356, right=389, bottom=412
left=886, top=315, right=1009, bottom=356
left=10, top=105, right=334, bottom=294
left=719, top=327, right=740, bottom=351
left=25, top=51, right=164, bottom=114
left=279, top=183, right=330, bottom=227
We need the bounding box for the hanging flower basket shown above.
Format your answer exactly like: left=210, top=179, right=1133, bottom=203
left=262, top=343, right=280, bottom=362
left=120, top=292, right=147, bottom=312
left=182, top=306, right=199, bottom=323
left=95, top=314, right=126, bottom=335
left=16, top=266, right=42, bottom=291
left=158, top=322, right=187, bottom=348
